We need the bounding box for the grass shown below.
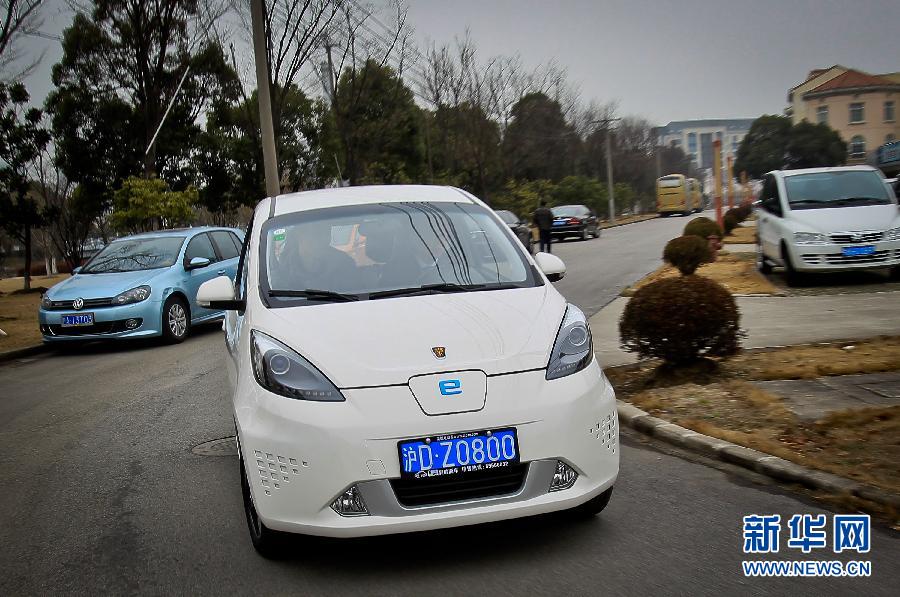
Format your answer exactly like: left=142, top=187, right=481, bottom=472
left=622, top=250, right=782, bottom=296
left=0, top=274, right=69, bottom=352
left=723, top=223, right=756, bottom=244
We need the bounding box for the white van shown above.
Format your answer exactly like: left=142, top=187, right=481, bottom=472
left=755, top=166, right=900, bottom=285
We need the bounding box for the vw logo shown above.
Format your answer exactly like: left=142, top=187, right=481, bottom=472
left=72, top=297, right=84, bottom=310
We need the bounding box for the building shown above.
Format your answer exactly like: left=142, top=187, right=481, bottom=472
left=656, top=119, right=755, bottom=171
left=786, top=65, right=900, bottom=164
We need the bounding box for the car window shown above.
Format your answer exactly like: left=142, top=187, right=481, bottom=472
left=81, top=236, right=185, bottom=273
left=552, top=206, right=582, bottom=217
left=496, top=210, right=518, bottom=225
left=185, top=233, right=218, bottom=264
left=211, top=231, right=240, bottom=260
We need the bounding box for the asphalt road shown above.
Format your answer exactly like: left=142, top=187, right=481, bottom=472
left=1, top=215, right=898, bottom=596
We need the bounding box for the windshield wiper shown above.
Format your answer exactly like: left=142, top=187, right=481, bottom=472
left=369, top=282, right=518, bottom=300
left=268, top=289, right=360, bottom=302
left=830, top=197, right=889, bottom=205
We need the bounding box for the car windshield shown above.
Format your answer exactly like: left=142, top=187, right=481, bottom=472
left=260, top=201, right=539, bottom=305
left=784, top=171, right=893, bottom=209
left=81, top=237, right=185, bottom=273
left=552, top=206, right=584, bottom=217
left=496, top=210, right=518, bottom=225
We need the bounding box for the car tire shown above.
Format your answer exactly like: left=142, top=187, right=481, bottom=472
left=756, top=241, right=772, bottom=274
left=161, top=295, right=190, bottom=344
left=568, top=486, right=613, bottom=518
left=240, top=455, right=289, bottom=558
left=781, top=244, right=802, bottom=287
left=592, top=226, right=600, bottom=238
left=888, top=266, right=900, bottom=281
left=580, top=227, right=588, bottom=241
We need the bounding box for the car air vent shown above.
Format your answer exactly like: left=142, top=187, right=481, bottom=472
left=829, top=231, right=883, bottom=244
left=390, top=463, right=528, bottom=507
left=47, top=297, right=114, bottom=310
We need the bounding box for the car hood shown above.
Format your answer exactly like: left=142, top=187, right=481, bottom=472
left=787, top=204, right=900, bottom=233
left=259, top=285, right=567, bottom=388
left=47, top=269, right=165, bottom=300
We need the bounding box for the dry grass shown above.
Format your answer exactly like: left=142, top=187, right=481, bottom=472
left=0, top=274, right=69, bottom=352
left=629, top=380, right=900, bottom=496
left=622, top=251, right=781, bottom=296
left=723, top=224, right=756, bottom=244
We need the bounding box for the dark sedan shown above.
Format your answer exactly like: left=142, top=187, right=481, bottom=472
left=551, top=205, right=600, bottom=240
left=495, top=209, right=534, bottom=254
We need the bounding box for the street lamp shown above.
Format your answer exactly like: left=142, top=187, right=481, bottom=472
left=589, top=118, right=621, bottom=222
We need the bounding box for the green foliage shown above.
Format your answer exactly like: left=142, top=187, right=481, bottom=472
left=663, top=236, right=712, bottom=275
left=722, top=210, right=741, bottom=235
left=734, top=115, right=792, bottom=178
left=785, top=121, right=847, bottom=169
left=111, top=176, right=197, bottom=233
left=550, top=176, right=608, bottom=218
left=427, top=103, right=501, bottom=196
left=683, top=216, right=723, bottom=240
left=503, top=92, right=577, bottom=182
left=620, top=275, right=741, bottom=365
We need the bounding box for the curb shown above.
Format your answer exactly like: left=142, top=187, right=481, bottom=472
left=0, top=343, right=49, bottom=363
left=616, top=399, right=900, bottom=511
left=598, top=215, right=658, bottom=230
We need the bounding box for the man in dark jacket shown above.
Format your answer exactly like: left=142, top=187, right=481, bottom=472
left=532, top=200, right=554, bottom=253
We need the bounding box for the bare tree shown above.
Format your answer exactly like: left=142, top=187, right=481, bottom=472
left=0, top=0, right=45, bottom=80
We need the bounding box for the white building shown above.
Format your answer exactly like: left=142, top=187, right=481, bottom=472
left=656, top=118, right=755, bottom=172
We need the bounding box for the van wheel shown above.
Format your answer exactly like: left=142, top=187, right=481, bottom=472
left=161, top=296, right=190, bottom=343
left=756, top=242, right=772, bottom=274
left=782, top=244, right=802, bottom=287
left=568, top=487, right=613, bottom=518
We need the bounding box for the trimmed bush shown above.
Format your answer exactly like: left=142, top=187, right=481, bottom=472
left=620, top=275, right=741, bottom=365
left=683, top=216, right=722, bottom=241
left=663, top=235, right=712, bottom=275
left=734, top=203, right=752, bottom=221
left=723, top=209, right=740, bottom=235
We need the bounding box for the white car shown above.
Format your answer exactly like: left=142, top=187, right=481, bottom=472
left=755, top=166, right=900, bottom=285
left=198, top=185, right=619, bottom=556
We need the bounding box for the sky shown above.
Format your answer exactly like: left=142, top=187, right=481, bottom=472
left=15, top=0, right=900, bottom=126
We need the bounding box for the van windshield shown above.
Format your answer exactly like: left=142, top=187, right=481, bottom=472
left=784, top=171, right=893, bottom=209
left=260, top=201, right=539, bottom=306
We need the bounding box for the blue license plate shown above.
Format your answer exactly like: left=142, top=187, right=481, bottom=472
left=61, top=313, right=94, bottom=327
left=842, top=245, right=875, bottom=256
left=398, top=428, right=519, bottom=479
left=553, top=221, right=565, bottom=226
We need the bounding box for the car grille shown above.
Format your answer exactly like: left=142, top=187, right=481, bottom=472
left=390, top=463, right=529, bottom=507
left=829, top=231, right=884, bottom=244
left=824, top=250, right=891, bottom=264
left=41, top=318, right=141, bottom=337
left=44, top=297, right=114, bottom=310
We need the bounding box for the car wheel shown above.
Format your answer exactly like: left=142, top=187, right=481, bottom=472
left=568, top=486, right=613, bottom=518
left=781, top=244, right=802, bottom=287
left=592, top=226, right=600, bottom=238
left=888, top=266, right=900, bottom=281
left=161, top=295, right=190, bottom=344
left=756, top=241, right=772, bottom=274
left=580, top=227, right=588, bottom=241
left=240, top=454, right=289, bottom=558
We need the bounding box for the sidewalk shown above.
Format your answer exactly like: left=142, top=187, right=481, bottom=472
left=752, top=371, right=900, bottom=421
left=591, top=291, right=900, bottom=367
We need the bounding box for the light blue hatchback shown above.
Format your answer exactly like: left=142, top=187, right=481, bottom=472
left=39, top=227, right=244, bottom=344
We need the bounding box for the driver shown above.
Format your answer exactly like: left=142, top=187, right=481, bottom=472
left=277, top=222, right=357, bottom=292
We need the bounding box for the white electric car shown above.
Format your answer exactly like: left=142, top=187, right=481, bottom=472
left=198, top=185, right=619, bottom=556
left=755, top=166, right=900, bottom=285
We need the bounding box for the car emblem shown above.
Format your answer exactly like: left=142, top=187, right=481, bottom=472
left=851, top=234, right=861, bottom=242
left=431, top=346, right=446, bottom=359
left=72, top=297, right=84, bottom=310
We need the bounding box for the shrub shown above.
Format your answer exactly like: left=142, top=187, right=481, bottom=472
left=620, top=275, right=741, bottom=365
left=663, top=235, right=712, bottom=275
left=723, top=209, right=741, bottom=235
left=734, top=203, right=752, bottom=221
left=683, top=216, right=722, bottom=241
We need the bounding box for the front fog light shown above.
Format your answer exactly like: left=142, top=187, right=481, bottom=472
left=549, top=460, right=578, bottom=492
left=331, top=485, right=369, bottom=516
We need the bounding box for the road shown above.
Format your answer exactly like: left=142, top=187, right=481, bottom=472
left=1, top=215, right=898, bottom=596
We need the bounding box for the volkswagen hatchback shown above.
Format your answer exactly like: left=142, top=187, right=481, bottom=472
left=198, top=185, right=619, bottom=556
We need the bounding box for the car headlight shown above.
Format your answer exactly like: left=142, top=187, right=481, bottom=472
left=40, top=294, right=52, bottom=309
left=885, top=227, right=900, bottom=241
left=250, top=330, right=345, bottom=401
left=546, top=304, right=593, bottom=380
left=113, top=285, right=151, bottom=305
left=793, top=232, right=828, bottom=245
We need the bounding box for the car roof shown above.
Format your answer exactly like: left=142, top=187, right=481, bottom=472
left=272, top=185, right=476, bottom=216
left=125, top=226, right=236, bottom=240
left=771, top=165, right=880, bottom=178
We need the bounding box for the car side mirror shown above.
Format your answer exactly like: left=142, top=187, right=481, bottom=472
left=751, top=199, right=762, bottom=208
left=197, top=275, right=244, bottom=310
left=71, top=266, right=82, bottom=275
left=185, top=256, right=211, bottom=271
left=534, top=251, right=566, bottom=282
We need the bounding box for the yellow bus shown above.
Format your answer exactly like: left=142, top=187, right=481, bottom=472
left=656, top=174, right=698, bottom=216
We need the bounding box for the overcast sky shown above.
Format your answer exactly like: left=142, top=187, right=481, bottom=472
left=17, top=0, right=900, bottom=126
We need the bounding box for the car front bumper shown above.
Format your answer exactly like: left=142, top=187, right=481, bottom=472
left=788, top=240, right=900, bottom=272
left=38, top=300, right=164, bottom=341
left=236, top=360, right=619, bottom=538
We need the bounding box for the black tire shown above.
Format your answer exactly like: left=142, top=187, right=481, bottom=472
left=592, top=226, right=600, bottom=238
left=756, top=241, right=772, bottom=274
left=781, top=244, right=802, bottom=287
left=161, top=295, right=190, bottom=344
left=240, top=456, right=290, bottom=558
left=568, top=487, right=614, bottom=518
left=889, top=266, right=900, bottom=281
left=580, top=227, right=588, bottom=241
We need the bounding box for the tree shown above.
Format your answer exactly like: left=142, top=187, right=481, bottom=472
left=0, top=1, right=45, bottom=79
left=110, top=176, right=197, bottom=233
left=428, top=102, right=501, bottom=196
left=503, top=92, right=577, bottom=181
left=785, top=121, right=847, bottom=169
left=0, top=82, right=49, bottom=289
left=734, top=115, right=792, bottom=178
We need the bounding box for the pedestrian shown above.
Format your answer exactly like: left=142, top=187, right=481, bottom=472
left=533, top=200, right=554, bottom=253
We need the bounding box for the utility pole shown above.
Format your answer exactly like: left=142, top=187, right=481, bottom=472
left=590, top=117, right=621, bottom=222
left=251, top=0, right=280, bottom=199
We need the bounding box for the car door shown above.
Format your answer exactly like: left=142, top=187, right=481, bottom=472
left=210, top=230, right=241, bottom=281
left=757, top=175, right=784, bottom=261
left=182, top=232, right=220, bottom=320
